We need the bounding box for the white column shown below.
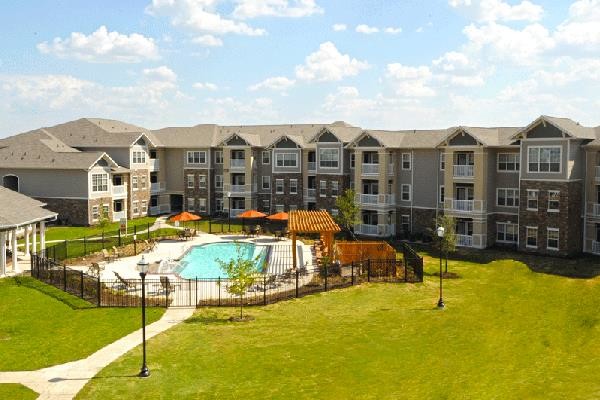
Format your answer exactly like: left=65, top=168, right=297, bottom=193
left=40, top=221, right=46, bottom=254
left=24, top=225, right=30, bottom=256
left=32, top=223, right=37, bottom=256
left=0, top=231, right=6, bottom=276
left=12, top=229, right=18, bottom=273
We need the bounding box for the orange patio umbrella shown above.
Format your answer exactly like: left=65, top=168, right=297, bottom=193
left=236, top=210, right=267, bottom=219
left=267, top=211, right=288, bottom=221
left=169, top=211, right=202, bottom=222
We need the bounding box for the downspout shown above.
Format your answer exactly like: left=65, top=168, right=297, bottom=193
left=583, top=148, right=587, bottom=253
left=411, top=149, right=414, bottom=232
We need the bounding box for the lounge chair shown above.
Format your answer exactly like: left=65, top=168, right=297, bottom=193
left=160, top=276, right=177, bottom=294
left=144, top=239, right=157, bottom=252
left=87, top=262, right=104, bottom=277
left=113, top=271, right=134, bottom=290
left=102, top=249, right=115, bottom=263
left=112, top=246, right=123, bottom=258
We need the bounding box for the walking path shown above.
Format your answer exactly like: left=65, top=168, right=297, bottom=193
left=0, top=307, right=195, bottom=400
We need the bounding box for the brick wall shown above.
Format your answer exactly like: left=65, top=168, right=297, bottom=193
left=272, top=173, right=303, bottom=211
left=38, top=198, right=89, bottom=226
left=315, top=174, right=349, bottom=210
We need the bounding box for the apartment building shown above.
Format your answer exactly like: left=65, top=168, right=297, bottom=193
left=1, top=115, right=599, bottom=257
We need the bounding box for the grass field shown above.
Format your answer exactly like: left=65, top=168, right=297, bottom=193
left=0, top=277, right=164, bottom=371
left=0, top=384, right=37, bottom=400
left=40, top=217, right=158, bottom=242
left=77, top=254, right=600, bottom=400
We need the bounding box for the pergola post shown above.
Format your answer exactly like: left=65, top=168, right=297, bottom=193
left=11, top=229, right=18, bottom=273
left=32, top=223, right=37, bottom=256
left=40, top=221, right=46, bottom=254
left=292, top=232, right=297, bottom=270
left=24, top=225, right=30, bottom=256
left=0, top=231, right=6, bottom=276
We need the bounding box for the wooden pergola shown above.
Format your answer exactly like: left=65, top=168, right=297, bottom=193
left=288, top=210, right=341, bottom=270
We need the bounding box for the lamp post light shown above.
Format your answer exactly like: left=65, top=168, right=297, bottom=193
left=137, top=255, right=150, bottom=377
left=436, top=226, right=445, bottom=309
left=225, top=191, right=232, bottom=232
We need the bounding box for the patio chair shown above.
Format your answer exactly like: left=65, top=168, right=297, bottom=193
left=144, top=239, right=157, bottom=252
left=160, top=276, right=178, bottom=294
left=87, top=262, right=104, bottom=278
left=102, top=249, right=115, bottom=263
left=112, top=246, right=123, bottom=258
left=113, top=271, right=134, bottom=291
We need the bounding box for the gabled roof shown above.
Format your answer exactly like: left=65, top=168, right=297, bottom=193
left=151, top=124, right=219, bottom=148
left=513, top=115, right=597, bottom=140
left=0, top=187, right=57, bottom=230
left=348, top=128, right=453, bottom=149
left=437, top=126, right=521, bottom=147
left=265, top=134, right=303, bottom=149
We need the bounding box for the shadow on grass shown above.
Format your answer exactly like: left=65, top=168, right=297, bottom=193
left=15, top=277, right=95, bottom=310
left=184, top=312, right=232, bottom=325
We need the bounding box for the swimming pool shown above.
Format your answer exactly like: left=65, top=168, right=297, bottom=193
left=176, top=242, right=267, bottom=279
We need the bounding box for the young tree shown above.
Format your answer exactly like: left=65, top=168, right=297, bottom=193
left=334, top=188, right=361, bottom=240
left=434, top=214, right=457, bottom=273
left=97, top=209, right=110, bottom=230
left=216, top=242, right=261, bottom=319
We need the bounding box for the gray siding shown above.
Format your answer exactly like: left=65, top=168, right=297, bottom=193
left=449, top=132, right=478, bottom=146
left=520, top=139, right=569, bottom=180
left=0, top=168, right=89, bottom=198
left=412, top=149, right=439, bottom=208
left=272, top=147, right=301, bottom=174
left=164, top=148, right=184, bottom=192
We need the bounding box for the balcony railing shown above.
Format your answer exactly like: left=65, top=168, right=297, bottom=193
left=307, top=162, right=316, bottom=172
left=445, top=199, right=485, bottom=213
left=112, top=185, right=127, bottom=197
left=149, top=158, right=159, bottom=170
left=112, top=211, right=126, bottom=222
left=453, top=164, right=474, bottom=178
left=456, top=234, right=486, bottom=248
left=592, top=241, right=600, bottom=255
left=150, top=182, right=165, bottom=193
left=362, top=163, right=379, bottom=175
left=590, top=203, right=600, bottom=217
left=228, top=208, right=245, bottom=217
left=230, top=184, right=246, bottom=193
left=355, top=193, right=395, bottom=206
left=230, top=159, right=245, bottom=168
left=354, top=223, right=396, bottom=237
left=305, top=188, right=316, bottom=198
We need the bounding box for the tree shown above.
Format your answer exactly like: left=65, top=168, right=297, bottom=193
left=433, top=214, right=457, bottom=273
left=334, top=188, right=361, bottom=240
left=216, top=242, right=261, bottom=320
left=97, top=209, right=110, bottom=230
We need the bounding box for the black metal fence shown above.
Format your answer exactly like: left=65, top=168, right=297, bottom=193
left=30, top=253, right=423, bottom=308
left=401, top=242, right=424, bottom=282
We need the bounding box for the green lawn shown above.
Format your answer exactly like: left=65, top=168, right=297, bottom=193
left=41, top=217, right=157, bottom=242
left=0, top=384, right=37, bottom=400
left=78, top=255, right=600, bottom=400
left=174, top=219, right=244, bottom=233
left=0, top=277, right=164, bottom=371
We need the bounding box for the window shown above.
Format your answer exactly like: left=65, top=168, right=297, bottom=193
left=261, top=176, right=271, bottom=190
left=187, top=198, right=195, bottom=211
left=141, top=201, right=147, bottom=214
left=401, top=184, right=411, bottom=201
left=276, top=204, right=285, bottom=212
left=198, top=198, right=207, bottom=213
left=439, top=185, right=445, bottom=204
left=497, top=222, right=518, bottom=243
left=140, top=175, right=147, bottom=190
left=319, top=148, right=339, bottom=168
left=527, top=190, right=538, bottom=210
left=275, top=179, right=284, bottom=194
left=262, top=151, right=271, bottom=165
left=548, top=190, right=560, bottom=212
left=526, top=226, right=538, bottom=248
left=216, top=198, right=223, bottom=212
left=547, top=228, right=559, bottom=250
left=402, top=153, right=411, bottom=170
left=528, top=147, right=561, bottom=173
left=91, top=174, right=108, bottom=192
left=187, top=174, right=194, bottom=189
left=132, top=176, right=138, bottom=190
left=498, top=153, right=520, bottom=172
left=92, top=205, right=99, bottom=221
left=215, top=175, right=223, bottom=189
left=187, top=151, right=206, bottom=164
left=102, top=204, right=109, bottom=218
left=290, top=205, right=298, bottom=211
left=132, top=201, right=139, bottom=215
left=320, top=180, right=327, bottom=197
left=199, top=175, right=206, bottom=189
left=331, top=181, right=339, bottom=197
left=132, top=151, right=146, bottom=164
left=330, top=208, right=339, bottom=216
left=262, top=199, right=270, bottom=211
left=401, top=215, right=410, bottom=233
left=215, top=150, right=223, bottom=164
left=497, top=188, right=519, bottom=207
left=290, top=179, right=298, bottom=194
left=275, top=153, right=297, bottom=167
left=440, top=153, right=445, bottom=171
left=350, top=153, right=355, bottom=169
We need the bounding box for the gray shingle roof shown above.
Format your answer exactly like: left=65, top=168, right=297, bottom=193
left=515, top=115, right=599, bottom=140
left=0, top=187, right=57, bottom=230
left=356, top=128, right=454, bottom=148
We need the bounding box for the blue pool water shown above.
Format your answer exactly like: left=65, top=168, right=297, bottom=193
left=177, top=242, right=267, bottom=279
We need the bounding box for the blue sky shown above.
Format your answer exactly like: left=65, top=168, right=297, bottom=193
left=1, top=0, right=599, bottom=136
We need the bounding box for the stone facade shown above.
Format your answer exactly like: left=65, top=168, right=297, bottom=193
left=89, top=196, right=113, bottom=225
left=315, top=174, right=350, bottom=210
left=272, top=173, right=303, bottom=211
left=130, top=169, right=150, bottom=219
left=518, top=181, right=583, bottom=256
left=38, top=198, right=89, bottom=226
left=412, top=208, right=437, bottom=235
left=183, top=168, right=210, bottom=214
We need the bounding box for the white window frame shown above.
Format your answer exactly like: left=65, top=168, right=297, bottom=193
left=527, top=146, right=561, bottom=173
left=275, top=204, right=285, bottom=213
left=215, top=150, right=223, bottom=164
left=439, top=185, right=445, bottom=204
left=401, top=153, right=411, bottom=170
left=275, top=153, right=298, bottom=168
left=275, top=179, right=284, bottom=194
left=319, top=180, right=327, bottom=197
left=140, top=175, right=147, bottom=190
left=440, top=153, right=445, bottom=171
left=331, top=181, right=339, bottom=197
left=262, top=199, right=270, bottom=211
left=350, top=153, right=355, bottom=169
left=91, top=205, right=99, bottom=221
left=216, top=198, right=223, bottom=212
left=132, top=151, right=146, bottom=164
left=132, top=201, right=139, bottom=215
left=91, top=173, right=108, bottom=193
left=527, top=189, right=538, bottom=211
left=319, top=148, right=339, bottom=169
left=187, top=197, right=195, bottom=211
left=141, top=200, right=147, bottom=214
left=401, top=184, right=411, bottom=201
left=132, top=176, right=138, bottom=191
left=261, top=176, right=271, bottom=190
left=198, top=198, right=207, bottom=213
left=547, top=190, right=560, bottom=212
left=330, top=208, right=339, bottom=216
left=526, top=226, right=538, bottom=249
left=215, top=175, right=223, bottom=189
left=497, top=153, right=520, bottom=172
left=199, top=175, right=207, bottom=189
left=496, top=222, right=518, bottom=244
left=290, top=179, right=298, bottom=194
left=102, top=204, right=109, bottom=218
left=262, top=151, right=271, bottom=165
left=547, top=228, right=559, bottom=250
left=187, top=174, right=194, bottom=189
left=186, top=151, right=206, bottom=165
left=496, top=188, right=520, bottom=208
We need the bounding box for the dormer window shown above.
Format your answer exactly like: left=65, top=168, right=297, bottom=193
left=187, top=151, right=206, bottom=164
left=132, top=151, right=146, bottom=164
left=91, top=173, right=108, bottom=192
left=528, top=146, right=560, bottom=173
left=319, top=148, right=339, bottom=168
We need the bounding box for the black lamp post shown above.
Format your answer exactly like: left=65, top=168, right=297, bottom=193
left=226, top=191, right=232, bottom=232
left=137, top=255, right=150, bottom=377
left=436, top=226, right=445, bottom=309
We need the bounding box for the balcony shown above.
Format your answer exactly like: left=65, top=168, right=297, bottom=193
left=453, top=164, right=474, bottom=178
left=592, top=241, right=600, bottom=255
left=356, top=193, right=395, bottom=207
left=305, top=188, right=316, bottom=199
left=456, top=234, right=486, bottom=249
left=445, top=199, right=485, bottom=213
left=112, top=210, right=126, bottom=222
left=111, top=185, right=127, bottom=198
left=228, top=208, right=245, bottom=217
left=149, top=204, right=171, bottom=215
left=590, top=203, right=600, bottom=217
left=149, top=158, right=160, bottom=170
left=230, top=184, right=246, bottom=193
left=307, top=162, right=316, bottom=172
left=230, top=159, right=245, bottom=169
left=362, top=163, right=379, bottom=175
left=150, top=182, right=165, bottom=193
left=354, top=223, right=396, bottom=237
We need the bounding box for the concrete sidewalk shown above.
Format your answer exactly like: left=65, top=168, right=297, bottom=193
left=0, top=307, right=194, bottom=399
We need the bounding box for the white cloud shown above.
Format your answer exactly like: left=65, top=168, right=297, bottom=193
left=232, top=0, right=323, bottom=19
left=384, top=27, right=402, bottom=34
left=433, top=51, right=470, bottom=71
left=332, top=23, right=347, bottom=31
left=200, top=96, right=279, bottom=123
left=385, top=64, right=436, bottom=97
left=322, top=86, right=376, bottom=116
left=356, top=24, right=379, bottom=34
left=554, top=0, right=600, bottom=51
left=192, top=34, right=224, bottom=47
left=295, top=42, right=370, bottom=82
left=142, top=66, right=178, bottom=83
left=146, top=0, right=266, bottom=36
left=449, top=0, right=543, bottom=23
left=248, top=76, right=296, bottom=91
left=36, top=26, right=159, bottom=63
left=193, top=82, right=219, bottom=90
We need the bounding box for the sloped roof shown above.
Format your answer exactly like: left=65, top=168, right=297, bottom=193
left=435, top=126, right=521, bottom=147
left=0, top=187, right=57, bottom=230
left=514, top=115, right=598, bottom=140
left=151, top=124, right=219, bottom=148
left=351, top=128, right=454, bottom=149
left=288, top=210, right=340, bottom=233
